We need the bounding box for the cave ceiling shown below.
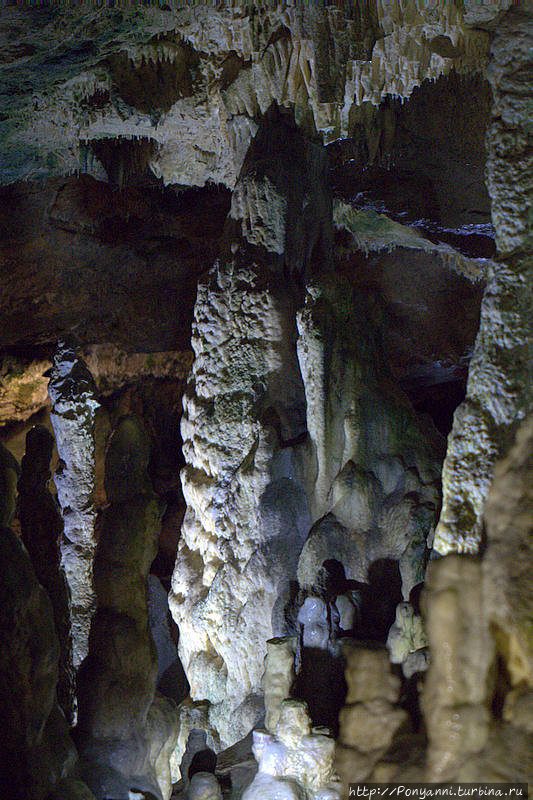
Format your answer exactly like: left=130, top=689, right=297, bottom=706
left=0, top=0, right=511, bottom=433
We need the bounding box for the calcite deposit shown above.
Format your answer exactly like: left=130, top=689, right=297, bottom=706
left=0, top=2, right=530, bottom=798
left=434, top=7, right=532, bottom=555
left=49, top=341, right=100, bottom=669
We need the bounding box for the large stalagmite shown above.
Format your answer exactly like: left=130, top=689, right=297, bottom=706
left=76, top=416, right=178, bottom=800
left=0, top=2, right=530, bottom=796
left=49, top=341, right=100, bottom=668
left=169, top=110, right=331, bottom=747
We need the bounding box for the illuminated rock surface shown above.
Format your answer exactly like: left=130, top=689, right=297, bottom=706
left=0, top=3, right=530, bottom=798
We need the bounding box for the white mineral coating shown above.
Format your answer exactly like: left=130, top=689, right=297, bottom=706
left=48, top=340, right=100, bottom=669
left=169, top=112, right=332, bottom=748
left=386, top=602, right=429, bottom=677
left=264, top=637, right=297, bottom=733
left=169, top=698, right=221, bottom=785
left=297, top=597, right=330, bottom=650
left=433, top=7, right=533, bottom=555
left=296, top=280, right=443, bottom=595
left=188, top=773, right=222, bottom=800
left=169, top=261, right=309, bottom=746
left=244, top=701, right=340, bottom=800
left=3, top=4, right=496, bottom=187
left=334, top=594, right=358, bottom=633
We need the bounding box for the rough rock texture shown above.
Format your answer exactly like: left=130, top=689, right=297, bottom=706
left=76, top=416, right=178, bottom=800
left=264, top=637, right=297, bottom=734
left=483, top=413, right=533, bottom=684
left=0, top=442, right=91, bottom=800
left=0, top=3, right=507, bottom=187
left=243, top=700, right=340, bottom=800
left=0, top=176, right=229, bottom=351
left=419, top=415, right=533, bottom=783
left=168, top=698, right=221, bottom=787
left=386, top=602, right=428, bottom=678
left=336, top=645, right=409, bottom=789
left=49, top=340, right=100, bottom=669
left=169, top=111, right=330, bottom=747
left=0, top=356, right=51, bottom=424
left=434, top=6, right=533, bottom=554
left=17, top=424, right=75, bottom=724
left=296, top=277, right=444, bottom=599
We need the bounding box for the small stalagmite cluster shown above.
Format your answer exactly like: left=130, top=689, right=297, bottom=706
left=0, top=3, right=531, bottom=800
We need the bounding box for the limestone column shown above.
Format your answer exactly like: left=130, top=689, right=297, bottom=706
left=49, top=340, right=100, bottom=668
left=169, top=108, right=332, bottom=748
left=433, top=6, right=533, bottom=555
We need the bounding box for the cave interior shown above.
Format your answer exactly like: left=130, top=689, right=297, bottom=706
left=0, top=3, right=531, bottom=800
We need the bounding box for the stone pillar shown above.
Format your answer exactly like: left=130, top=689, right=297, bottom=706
left=263, top=636, right=296, bottom=733
left=0, top=442, right=93, bottom=800
left=49, top=340, right=100, bottom=668
left=169, top=108, right=331, bottom=747
left=76, top=416, right=178, bottom=800
left=18, top=424, right=76, bottom=725
left=336, top=645, right=409, bottom=789
left=434, top=7, right=533, bottom=555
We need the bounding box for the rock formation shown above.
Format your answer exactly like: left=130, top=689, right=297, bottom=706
left=336, top=645, right=411, bottom=787
left=169, top=109, right=330, bottom=747
left=76, top=416, right=178, bottom=800
left=434, top=7, right=533, bottom=555
left=424, top=415, right=532, bottom=783
left=0, top=2, right=530, bottom=797
left=0, top=3, right=509, bottom=188
left=244, top=700, right=341, bottom=800
left=296, top=277, right=444, bottom=601
left=17, top=424, right=75, bottom=724
left=0, top=442, right=95, bottom=800
left=49, top=340, right=100, bottom=669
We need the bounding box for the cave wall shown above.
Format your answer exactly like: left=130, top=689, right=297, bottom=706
left=0, top=2, right=530, bottom=799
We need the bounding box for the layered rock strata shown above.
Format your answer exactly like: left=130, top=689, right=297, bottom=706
left=49, top=340, right=100, bottom=668
left=76, top=416, right=178, bottom=800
